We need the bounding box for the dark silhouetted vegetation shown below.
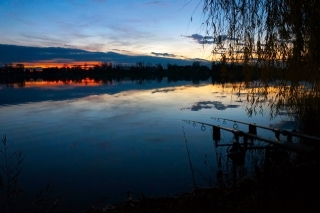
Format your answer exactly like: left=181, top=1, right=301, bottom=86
left=0, top=61, right=260, bottom=87
left=201, top=0, right=320, bottom=142
left=0, top=135, right=24, bottom=213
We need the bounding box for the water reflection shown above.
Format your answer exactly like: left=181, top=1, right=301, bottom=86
left=230, top=79, right=320, bottom=151
left=0, top=78, right=289, bottom=210
left=191, top=101, right=240, bottom=111
left=0, top=78, right=208, bottom=106
left=23, top=78, right=105, bottom=87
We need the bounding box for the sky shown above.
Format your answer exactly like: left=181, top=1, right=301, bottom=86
left=0, top=0, right=214, bottom=66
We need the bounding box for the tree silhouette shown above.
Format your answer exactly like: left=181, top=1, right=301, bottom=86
left=201, top=0, right=320, bottom=135
left=202, top=0, right=319, bottom=69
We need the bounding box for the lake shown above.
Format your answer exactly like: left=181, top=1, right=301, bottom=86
left=0, top=78, right=293, bottom=210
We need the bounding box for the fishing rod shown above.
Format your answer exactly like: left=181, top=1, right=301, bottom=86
left=183, top=119, right=314, bottom=154
left=211, top=117, right=320, bottom=142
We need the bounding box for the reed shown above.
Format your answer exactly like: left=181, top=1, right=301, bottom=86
left=182, top=127, right=197, bottom=188
left=0, top=134, right=24, bottom=213
left=0, top=135, right=61, bottom=213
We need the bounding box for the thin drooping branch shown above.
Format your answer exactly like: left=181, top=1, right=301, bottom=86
left=202, top=0, right=320, bottom=123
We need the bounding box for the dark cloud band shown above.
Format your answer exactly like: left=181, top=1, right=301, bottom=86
left=184, top=33, right=239, bottom=44
left=0, top=44, right=209, bottom=66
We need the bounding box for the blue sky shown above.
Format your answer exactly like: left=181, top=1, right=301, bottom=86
left=0, top=0, right=214, bottom=65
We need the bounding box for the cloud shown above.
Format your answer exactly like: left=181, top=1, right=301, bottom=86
left=184, top=34, right=239, bottom=45
left=0, top=44, right=209, bottom=66
left=111, top=49, right=131, bottom=53
left=184, top=34, right=214, bottom=44
left=151, top=52, right=178, bottom=58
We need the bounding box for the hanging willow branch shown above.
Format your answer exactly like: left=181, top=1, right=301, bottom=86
left=201, top=0, right=320, bottom=127
left=203, top=0, right=319, bottom=68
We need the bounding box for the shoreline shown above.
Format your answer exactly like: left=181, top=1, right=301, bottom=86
left=86, top=161, right=320, bottom=213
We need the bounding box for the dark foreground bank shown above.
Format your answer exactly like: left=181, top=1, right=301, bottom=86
left=85, top=161, right=320, bottom=213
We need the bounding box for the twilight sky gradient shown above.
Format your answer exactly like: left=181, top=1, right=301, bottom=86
left=0, top=0, right=213, bottom=65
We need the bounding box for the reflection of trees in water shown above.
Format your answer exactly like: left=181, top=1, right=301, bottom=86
left=0, top=63, right=215, bottom=87
left=218, top=79, right=320, bottom=151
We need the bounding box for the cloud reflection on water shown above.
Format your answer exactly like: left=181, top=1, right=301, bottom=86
left=181, top=101, right=240, bottom=111
left=0, top=80, right=200, bottom=106
left=151, top=88, right=176, bottom=93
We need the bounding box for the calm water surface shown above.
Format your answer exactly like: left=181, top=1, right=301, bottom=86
left=0, top=79, right=291, bottom=209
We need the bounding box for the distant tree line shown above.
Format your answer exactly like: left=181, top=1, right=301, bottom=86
left=0, top=61, right=212, bottom=73
left=0, top=61, right=274, bottom=87
left=0, top=61, right=210, bottom=83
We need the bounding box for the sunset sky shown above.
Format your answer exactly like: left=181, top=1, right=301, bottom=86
left=0, top=0, right=214, bottom=66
